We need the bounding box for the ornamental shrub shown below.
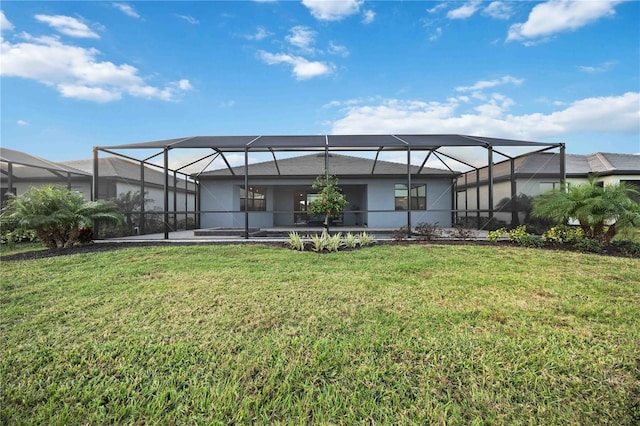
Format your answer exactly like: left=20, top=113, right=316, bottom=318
left=573, top=237, right=603, bottom=253
left=508, top=226, right=543, bottom=248
left=487, top=228, right=507, bottom=242
left=541, top=225, right=584, bottom=244
left=287, top=231, right=305, bottom=251
left=487, top=226, right=542, bottom=247
left=414, top=222, right=441, bottom=240
left=343, top=232, right=358, bottom=248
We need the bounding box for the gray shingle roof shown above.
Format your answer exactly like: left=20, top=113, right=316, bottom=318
left=1, top=147, right=91, bottom=179
left=62, top=157, right=197, bottom=190
left=517, top=152, right=639, bottom=175
left=199, top=153, right=457, bottom=178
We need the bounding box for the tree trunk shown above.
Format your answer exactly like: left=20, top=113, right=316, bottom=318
left=603, top=223, right=616, bottom=244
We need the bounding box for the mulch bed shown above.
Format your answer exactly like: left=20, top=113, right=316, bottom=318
left=2, top=238, right=637, bottom=262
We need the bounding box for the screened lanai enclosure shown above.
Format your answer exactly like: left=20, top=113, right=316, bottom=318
left=1, top=147, right=93, bottom=205
left=93, top=135, right=566, bottom=239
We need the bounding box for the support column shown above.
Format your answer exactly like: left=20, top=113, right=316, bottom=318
left=92, top=148, right=99, bottom=201
left=185, top=176, right=189, bottom=230
left=510, top=158, right=517, bottom=226
left=196, top=181, right=201, bottom=229
left=407, top=146, right=412, bottom=239
left=7, top=162, right=13, bottom=199
left=163, top=148, right=169, bottom=240
left=244, top=148, right=249, bottom=239
left=487, top=146, right=494, bottom=223
left=173, top=171, right=178, bottom=230
left=464, top=173, right=468, bottom=224
left=451, top=177, right=457, bottom=226
left=140, top=162, right=146, bottom=234
left=559, top=143, right=566, bottom=189
left=475, top=169, right=480, bottom=228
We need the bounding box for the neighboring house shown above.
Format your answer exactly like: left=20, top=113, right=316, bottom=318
left=197, top=153, right=459, bottom=229
left=1, top=148, right=197, bottom=232
left=456, top=152, right=640, bottom=224
left=62, top=157, right=197, bottom=213
left=1, top=147, right=92, bottom=205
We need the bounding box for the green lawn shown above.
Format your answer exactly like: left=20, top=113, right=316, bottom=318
left=1, top=244, right=639, bottom=425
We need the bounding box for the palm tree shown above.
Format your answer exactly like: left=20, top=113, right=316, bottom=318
left=532, top=177, right=640, bottom=244
left=496, top=193, right=533, bottom=226
left=112, top=190, right=151, bottom=233
left=1, top=186, right=124, bottom=248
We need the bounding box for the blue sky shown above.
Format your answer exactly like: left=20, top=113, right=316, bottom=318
left=1, top=0, right=639, bottom=166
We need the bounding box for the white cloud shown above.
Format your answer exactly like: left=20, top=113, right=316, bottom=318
left=286, top=25, right=317, bottom=53
left=1, top=10, right=14, bottom=32
left=578, top=61, right=617, bottom=73
left=328, top=41, right=349, bottom=57
left=1, top=33, right=191, bottom=102
left=257, top=51, right=334, bottom=80
left=447, top=1, right=481, bottom=20
left=177, top=79, right=192, bottom=91
left=327, top=92, right=640, bottom=140
left=177, top=15, right=199, bottom=25
left=456, top=76, right=524, bottom=92
left=427, top=3, right=448, bottom=14
left=362, top=10, right=375, bottom=24
left=507, top=0, right=622, bottom=43
left=112, top=3, right=140, bottom=19
left=429, top=27, right=443, bottom=42
left=302, top=0, right=363, bottom=21
left=35, top=14, right=99, bottom=39
left=245, top=26, right=271, bottom=41
left=483, top=2, right=513, bottom=20
left=17, top=119, right=28, bottom=126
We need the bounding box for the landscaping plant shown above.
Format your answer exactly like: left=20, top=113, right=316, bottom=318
left=287, top=231, right=305, bottom=251
left=309, top=173, right=348, bottom=230
left=326, top=232, right=343, bottom=252
left=357, top=231, right=375, bottom=246
left=487, top=225, right=542, bottom=247
left=414, top=222, right=441, bottom=240
left=541, top=225, right=584, bottom=244
left=309, top=231, right=328, bottom=252
left=343, top=232, right=358, bottom=248
left=532, top=177, right=640, bottom=244
left=0, top=185, right=124, bottom=249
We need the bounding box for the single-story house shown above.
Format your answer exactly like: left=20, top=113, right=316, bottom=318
left=1, top=147, right=92, bottom=205
left=197, top=153, right=459, bottom=229
left=455, top=152, right=640, bottom=225
left=91, top=134, right=567, bottom=238
left=2, top=148, right=198, bottom=233
left=62, top=157, right=197, bottom=213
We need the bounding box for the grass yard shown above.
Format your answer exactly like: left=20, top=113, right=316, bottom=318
left=1, top=244, right=639, bottom=424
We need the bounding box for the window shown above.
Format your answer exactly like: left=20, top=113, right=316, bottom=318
left=240, top=186, right=266, bottom=211
left=395, top=184, right=426, bottom=210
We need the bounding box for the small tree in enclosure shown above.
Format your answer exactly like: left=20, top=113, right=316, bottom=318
left=532, top=177, right=640, bottom=244
left=0, top=185, right=124, bottom=248
left=309, top=173, right=348, bottom=230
